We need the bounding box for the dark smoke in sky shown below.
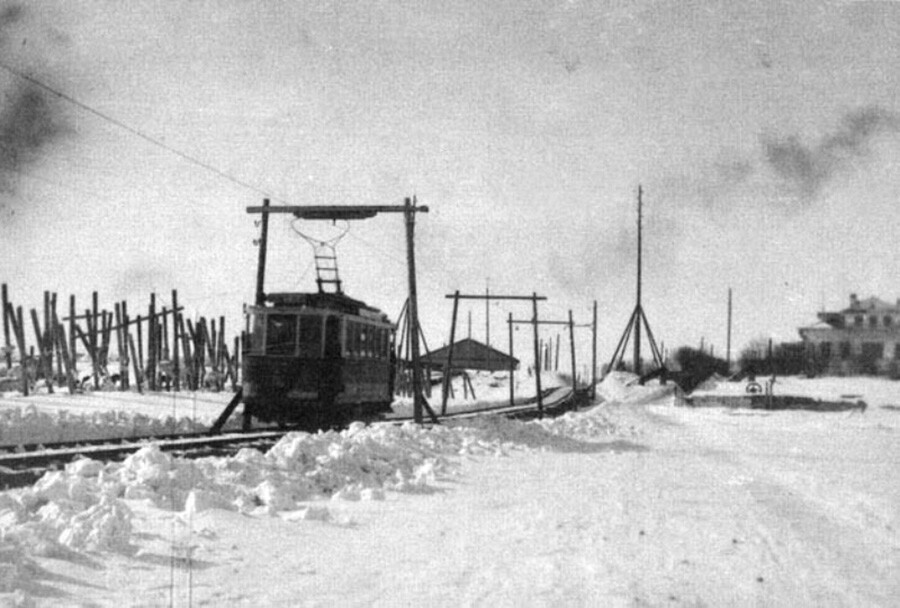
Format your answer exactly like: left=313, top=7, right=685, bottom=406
left=762, top=106, right=900, bottom=200
left=0, top=3, right=70, bottom=208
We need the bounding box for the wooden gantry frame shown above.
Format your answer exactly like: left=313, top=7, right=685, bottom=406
left=247, top=197, right=437, bottom=424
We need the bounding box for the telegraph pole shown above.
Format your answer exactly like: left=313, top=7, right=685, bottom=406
left=726, top=287, right=733, bottom=373
left=633, top=185, right=643, bottom=375
left=404, top=197, right=426, bottom=423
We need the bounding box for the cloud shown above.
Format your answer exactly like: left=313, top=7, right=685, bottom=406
left=761, top=106, right=900, bottom=200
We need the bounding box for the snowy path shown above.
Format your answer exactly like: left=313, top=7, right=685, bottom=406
left=22, top=401, right=898, bottom=607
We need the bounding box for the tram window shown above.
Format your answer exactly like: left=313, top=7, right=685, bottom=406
left=298, top=315, right=322, bottom=358
left=359, top=327, right=369, bottom=357
left=372, top=328, right=382, bottom=359
left=248, top=313, right=265, bottom=352
left=266, top=314, right=297, bottom=356
left=346, top=321, right=357, bottom=357
left=324, top=316, right=342, bottom=358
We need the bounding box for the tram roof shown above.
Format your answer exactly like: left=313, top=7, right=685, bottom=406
left=259, top=292, right=391, bottom=322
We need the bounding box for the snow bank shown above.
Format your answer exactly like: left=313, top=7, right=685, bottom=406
left=597, top=371, right=683, bottom=406
left=0, top=406, right=627, bottom=594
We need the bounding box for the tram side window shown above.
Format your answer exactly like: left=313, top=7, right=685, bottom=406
left=266, top=314, right=297, bottom=356
left=377, top=328, right=387, bottom=359
left=372, top=328, right=382, bottom=359
left=359, top=327, right=369, bottom=358
left=298, top=315, right=322, bottom=358
left=346, top=321, right=357, bottom=357
left=248, top=313, right=265, bottom=352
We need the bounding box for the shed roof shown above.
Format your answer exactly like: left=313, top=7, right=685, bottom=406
left=421, top=338, right=519, bottom=369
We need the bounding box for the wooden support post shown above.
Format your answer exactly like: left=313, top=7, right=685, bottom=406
left=508, top=311, right=514, bottom=407
left=92, top=291, right=99, bottom=389
left=161, top=307, right=170, bottom=361
left=179, top=315, right=194, bottom=390
left=114, top=303, right=127, bottom=390
left=69, top=295, right=77, bottom=375
left=53, top=321, right=76, bottom=393
left=100, top=311, right=112, bottom=374
left=255, top=198, right=270, bottom=306
left=568, top=309, right=577, bottom=406
left=555, top=333, right=560, bottom=372
left=171, top=291, right=180, bottom=391
left=5, top=303, right=27, bottom=395
left=74, top=324, right=99, bottom=386
left=15, top=306, right=28, bottom=395
left=128, top=332, right=143, bottom=393
left=233, top=335, right=240, bottom=390
left=531, top=293, right=543, bottom=417
left=147, top=294, right=156, bottom=391
left=43, top=292, right=51, bottom=376
left=591, top=300, right=598, bottom=401
left=29, top=309, right=53, bottom=393
left=441, top=290, right=460, bottom=415
left=51, top=294, right=62, bottom=381
left=2, top=284, right=10, bottom=370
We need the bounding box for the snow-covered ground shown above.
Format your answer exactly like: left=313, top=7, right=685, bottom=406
left=0, top=374, right=898, bottom=606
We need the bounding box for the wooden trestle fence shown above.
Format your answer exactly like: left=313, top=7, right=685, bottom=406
left=0, top=283, right=240, bottom=396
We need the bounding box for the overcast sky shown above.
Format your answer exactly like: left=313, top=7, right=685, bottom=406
left=1, top=0, right=899, bottom=366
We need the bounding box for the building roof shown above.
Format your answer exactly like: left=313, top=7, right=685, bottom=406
left=843, top=296, right=900, bottom=313
left=421, top=338, right=519, bottom=369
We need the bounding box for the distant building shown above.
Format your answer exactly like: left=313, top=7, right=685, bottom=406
left=798, top=294, right=900, bottom=376
left=421, top=338, right=519, bottom=372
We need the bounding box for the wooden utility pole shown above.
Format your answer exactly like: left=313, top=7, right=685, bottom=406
left=726, top=287, right=733, bottom=373
left=1, top=284, right=10, bottom=370
left=568, top=309, right=577, bottom=399
left=441, top=290, right=460, bottom=415
left=608, top=186, right=665, bottom=380
left=531, top=293, right=543, bottom=417
left=508, top=311, right=514, bottom=406
left=404, top=197, right=427, bottom=423
left=634, top=185, right=643, bottom=374
left=591, top=300, right=598, bottom=400
left=255, top=198, right=270, bottom=306
left=172, top=290, right=180, bottom=391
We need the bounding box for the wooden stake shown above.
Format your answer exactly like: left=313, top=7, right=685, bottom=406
left=172, top=291, right=180, bottom=391
left=69, top=294, right=77, bottom=375
left=128, top=332, right=143, bottom=393
left=568, top=309, right=577, bottom=406
left=508, top=311, right=514, bottom=407
left=2, top=284, right=10, bottom=370
left=29, top=309, right=53, bottom=393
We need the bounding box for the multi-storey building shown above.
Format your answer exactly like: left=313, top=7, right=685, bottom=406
left=798, top=294, right=900, bottom=375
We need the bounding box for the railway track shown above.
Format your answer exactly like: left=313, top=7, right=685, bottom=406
left=0, top=386, right=587, bottom=489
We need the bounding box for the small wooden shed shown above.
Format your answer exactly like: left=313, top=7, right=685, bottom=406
left=422, top=338, right=519, bottom=372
